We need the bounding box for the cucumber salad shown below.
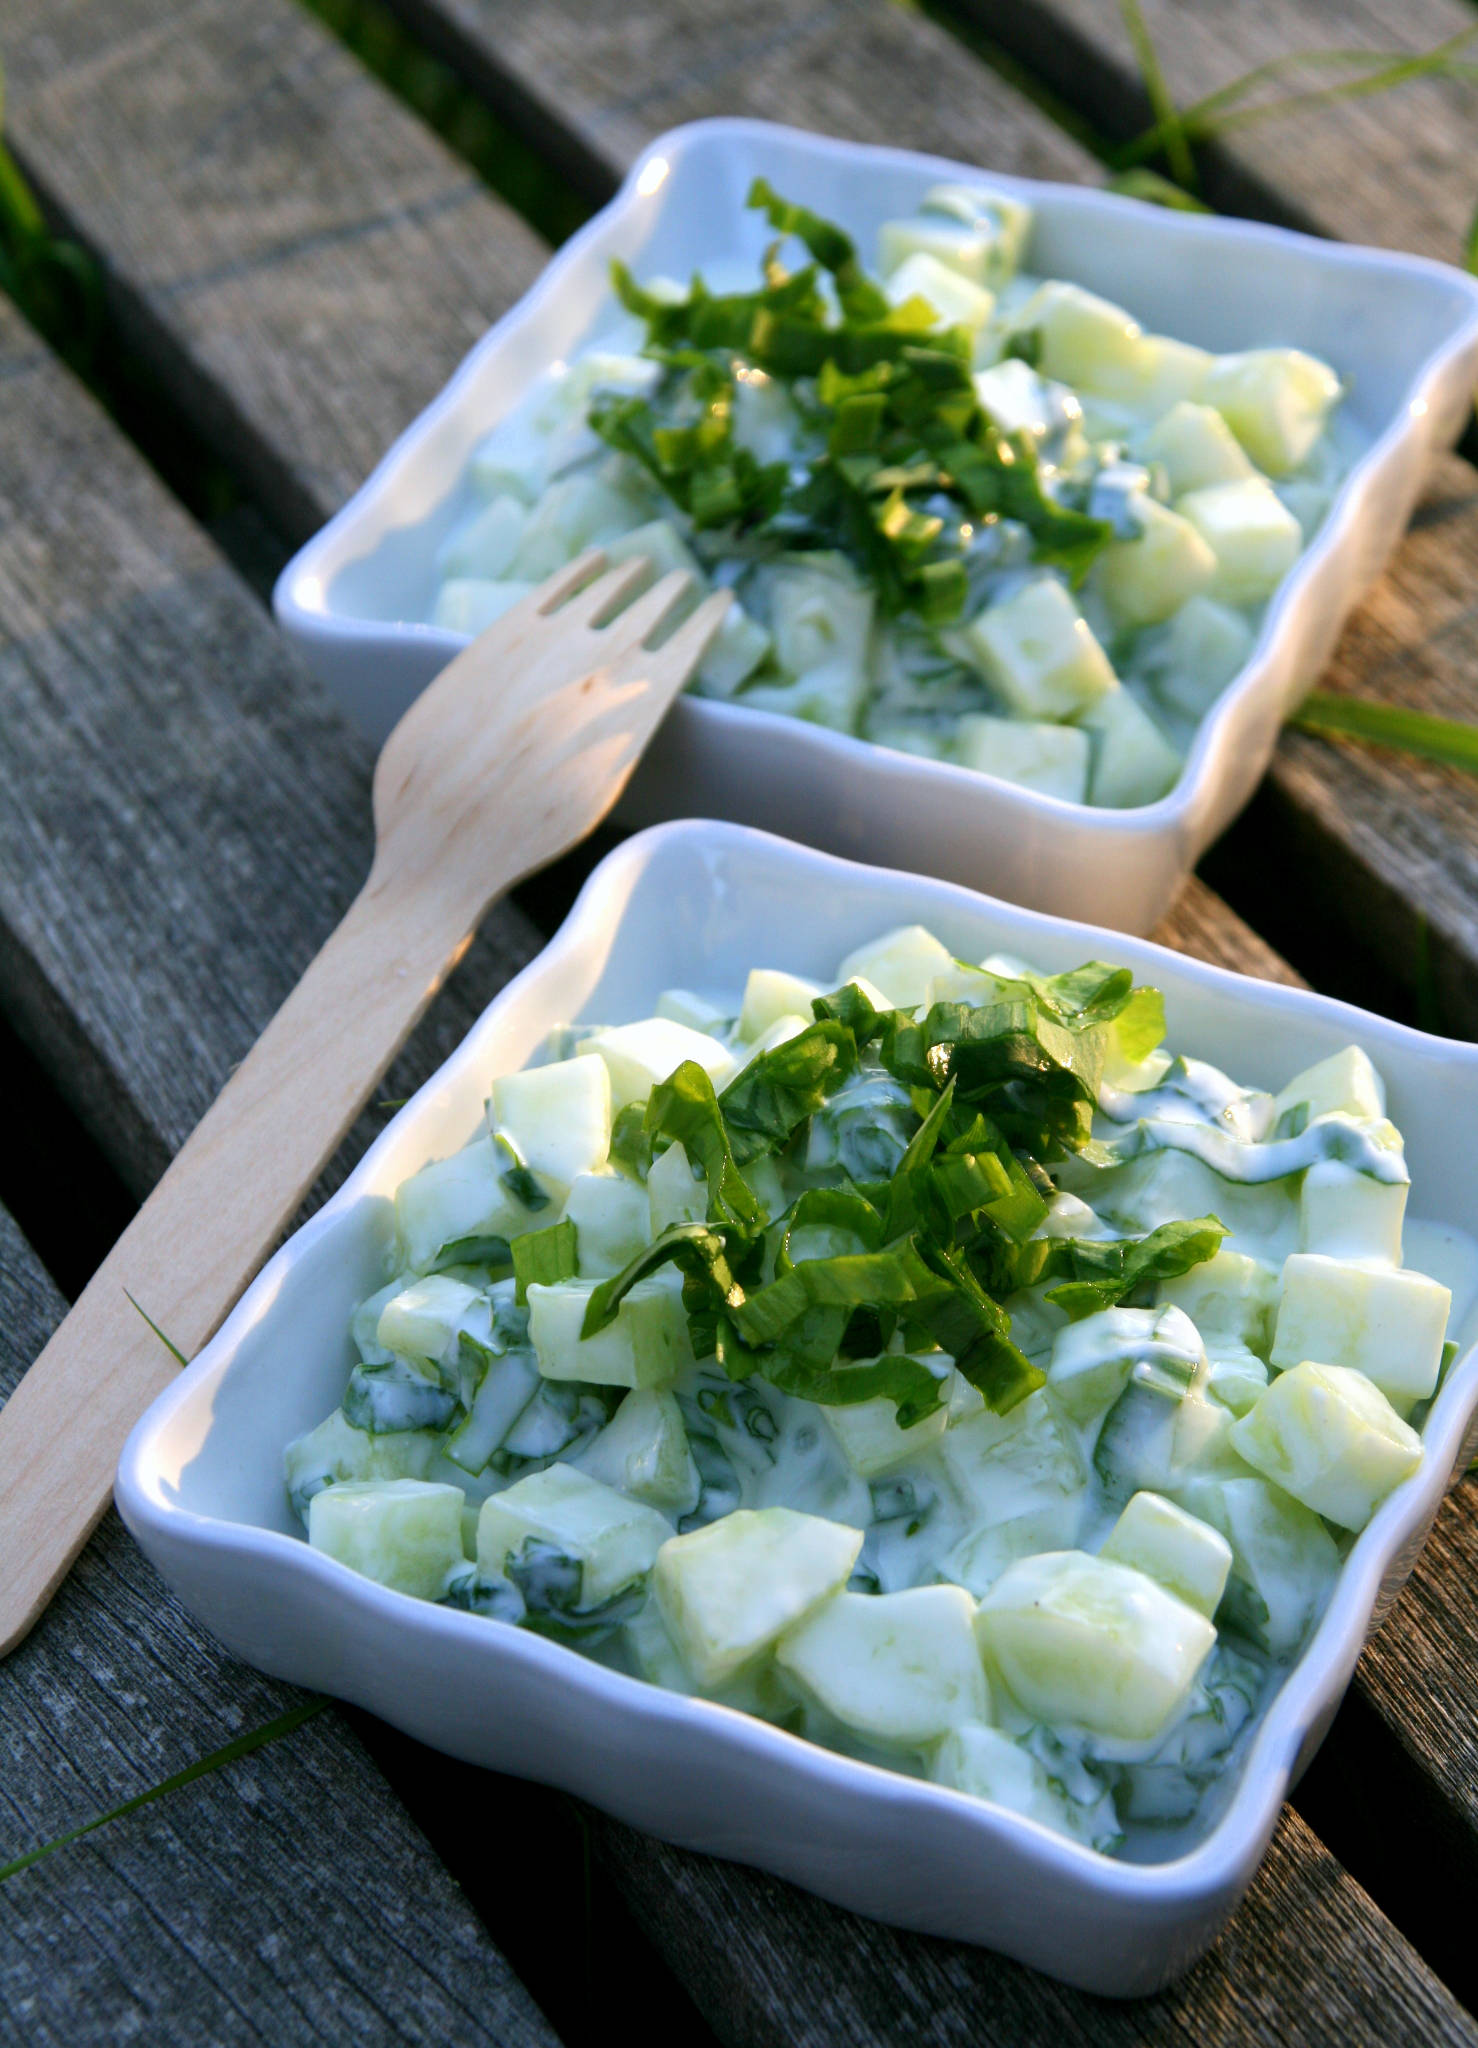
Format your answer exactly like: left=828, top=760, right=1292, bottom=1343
left=429, top=180, right=1355, bottom=809
left=287, top=926, right=1473, bottom=1857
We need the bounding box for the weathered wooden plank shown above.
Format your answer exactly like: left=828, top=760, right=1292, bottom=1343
left=0, top=299, right=540, bottom=1206
left=0, top=1205, right=559, bottom=2048
left=588, top=1803, right=1477, bottom=2048
left=973, top=0, right=1478, bottom=265
left=374, top=0, right=1096, bottom=194
left=0, top=0, right=548, bottom=539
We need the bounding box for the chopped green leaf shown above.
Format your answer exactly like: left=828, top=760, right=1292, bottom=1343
left=511, top=1217, right=578, bottom=1302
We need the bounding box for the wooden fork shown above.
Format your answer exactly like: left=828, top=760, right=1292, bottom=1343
left=0, top=552, right=730, bottom=1657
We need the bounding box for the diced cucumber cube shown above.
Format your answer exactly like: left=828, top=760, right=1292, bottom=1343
left=930, top=1722, right=1120, bottom=1851
left=822, top=1384, right=953, bottom=1479
left=492, top=1052, right=613, bottom=1190
left=769, top=560, right=874, bottom=676
left=951, top=714, right=1090, bottom=802
left=939, top=1390, right=1087, bottom=1592
left=1047, top=1305, right=1204, bottom=1423
left=445, top=1350, right=541, bottom=1475
left=738, top=966, right=824, bottom=1042
left=476, top=1462, right=672, bottom=1607
left=377, top=1274, right=484, bottom=1369
left=528, top=1274, right=695, bottom=1389
left=1101, top=1490, right=1232, bottom=1617
left=1176, top=478, right=1303, bottom=604
left=1119, top=334, right=1214, bottom=415
left=1274, top=1045, right=1385, bottom=1125
left=737, top=661, right=869, bottom=733
left=510, top=472, right=649, bottom=581
left=732, top=1015, right=812, bottom=1084
left=884, top=251, right=996, bottom=342
left=920, top=183, right=1033, bottom=280
left=869, top=719, right=952, bottom=763
left=943, top=1498, right=1086, bottom=1598
left=647, top=1138, right=708, bottom=1236
left=573, top=1387, right=700, bottom=1514
left=1010, top=281, right=1144, bottom=397
left=971, top=359, right=1086, bottom=459
left=1141, top=595, right=1254, bottom=719
left=1078, top=687, right=1183, bottom=808
left=351, top=1277, right=406, bottom=1367
left=1158, top=1249, right=1278, bottom=1357
left=284, top=1409, right=442, bottom=1522
left=625, top=1594, right=695, bottom=1694
left=732, top=372, right=800, bottom=464
left=878, top=215, right=999, bottom=290
left=468, top=409, right=547, bottom=504
left=1178, top=1474, right=1340, bottom=1657
left=538, top=351, right=661, bottom=425
left=1231, top=1360, right=1422, bottom=1531
left=776, top=1586, right=988, bottom=1749
left=563, top=1172, right=651, bottom=1279
left=1299, top=1161, right=1407, bottom=1265
left=309, top=1478, right=466, bottom=1600
left=1137, top=401, right=1256, bottom=496
left=654, top=1507, right=863, bottom=1688
left=1270, top=1253, right=1450, bottom=1411
left=1204, top=1344, right=1270, bottom=1418
left=431, top=577, right=536, bottom=637
left=654, top=988, right=727, bottom=1032
left=577, top=1018, right=737, bottom=1110
left=603, top=518, right=704, bottom=613
left=395, top=1136, right=544, bottom=1273
left=693, top=600, right=770, bottom=698
left=1092, top=499, right=1216, bottom=629
left=437, top=493, right=527, bottom=582
left=959, top=579, right=1119, bottom=721
left=835, top=925, right=956, bottom=1009
left=1200, top=348, right=1341, bottom=475
left=976, top=1549, right=1215, bottom=1743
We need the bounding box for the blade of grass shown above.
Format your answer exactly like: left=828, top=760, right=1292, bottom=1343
left=1290, top=692, right=1478, bottom=776
left=1106, top=168, right=1212, bottom=213
left=0, top=1696, right=330, bottom=1883
left=1464, top=192, right=1478, bottom=275
left=1115, top=27, right=1478, bottom=170
left=1116, top=0, right=1195, bottom=189
left=123, top=1289, right=189, bottom=1368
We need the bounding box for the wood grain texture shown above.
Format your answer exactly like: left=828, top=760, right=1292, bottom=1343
left=0, top=1205, right=558, bottom=2048
left=0, top=298, right=541, bottom=1208
left=588, top=1802, right=1478, bottom=2048
left=973, top=0, right=1478, bottom=263
left=376, top=0, right=1096, bottom=194
left=1153, top=875, right=1307, bottom=987
left=0, top=0, right=548, bottom=538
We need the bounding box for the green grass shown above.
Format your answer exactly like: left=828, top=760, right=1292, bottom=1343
left=0, top=1697, right=329, bottom=1883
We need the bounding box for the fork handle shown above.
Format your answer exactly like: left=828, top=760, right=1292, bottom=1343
left=0, top=858, right=491, bottom=1656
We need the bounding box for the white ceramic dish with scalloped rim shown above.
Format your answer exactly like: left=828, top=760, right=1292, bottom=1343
left=273, top=118, right=1478, bottom=935
left=118, top=821, right=1478, bottom=1994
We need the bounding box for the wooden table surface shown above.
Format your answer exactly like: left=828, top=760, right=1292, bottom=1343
left=0, top=1, right=1475, bottom=2040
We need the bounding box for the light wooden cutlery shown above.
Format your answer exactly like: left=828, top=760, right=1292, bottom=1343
left=0, top=551, right=729, bottom=1656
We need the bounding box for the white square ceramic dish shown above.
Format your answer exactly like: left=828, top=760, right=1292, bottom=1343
left=273, top=118, right=1478, bottom=935
left=118, top=820, right=1478, bottom=1995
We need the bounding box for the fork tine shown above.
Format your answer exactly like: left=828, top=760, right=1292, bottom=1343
left=532, top=548, right=609, bottom=614
left=641, top=586, right=735, bottom=678
left=597, top=567, right=704, bottom=651
left=556, top=555, right=659, bottom=632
